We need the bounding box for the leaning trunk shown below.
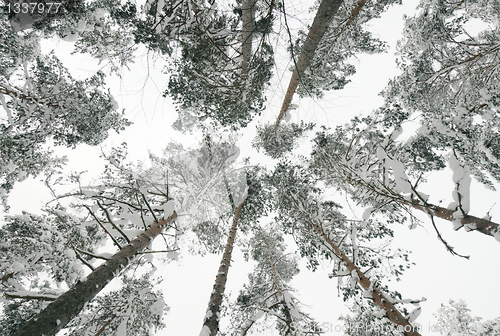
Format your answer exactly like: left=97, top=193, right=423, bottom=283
left=309, top=220, right=421, bottom=336
left=274, top=0, right=343, bottom=132
left=200, top=203, right=244, bottom=336
left=240, top=0, right=255, bottom=79
left=294, top=201, right=421, bottom=336
left=13, top=212, right=177, bottom=336
left=410, top=200, right=500, bottom=237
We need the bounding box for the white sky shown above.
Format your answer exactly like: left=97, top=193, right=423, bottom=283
left=4, top=0, right=500, bottom=335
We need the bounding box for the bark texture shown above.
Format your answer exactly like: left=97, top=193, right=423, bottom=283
left=241, top=0, right=255, bottom=79
left=308, top=220, right=421, bottom=336
left=274, top=0, right=343, bottom=132
left=410, top=201, right=500, bottom=237
left=13, top=212, right=177, bottom=336
left=202, top=203, right=244, bottom=336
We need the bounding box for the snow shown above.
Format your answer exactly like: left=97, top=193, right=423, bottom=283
left=495, top=232, right=500, bottom=243
left=362, top=207, right=373, bottom=221
left=284, top=110, right=291, bottom=122
left=65, top=249, right=76, bottom=259
left=81, top=189, right=97, bottom=197
left=407, top=306, right=422, bottom=322
left=167, top=250, right=179, bottom=260
left=386, top=158, right=412, bottom=193
left=143, top=253, right=154, bottom=263
left=163, top=200, right=176, bottom=218
left=93, top=8, right=109, bottom=19
left=203, top=308, right=214, bottom=321
left=0, top=93, right=14, bottom=125
left=253, top=310, right=265, bottom=321
left=150, top=298, right=165, bottom=317
left=61, top=32, right=79, bottom=42
left=376, top=146, right=387, bottom=161
left=449, top=152, right=465, bottom=184
left=97, top=252, right=114, bottom=259
left=123, top=229, right=143, bottom=239
left=11, top=261, right=25, bottom=272
left=199, top=325, right=211, bottom=336
left=448, top=151, right=471, bottom=214
left=390, top=127, right=403, bottom=141
left=116, top=315, right=128, bottom=336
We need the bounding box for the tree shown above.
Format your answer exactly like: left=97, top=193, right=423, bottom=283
left=228, top=227, right=323, bottom=336
left=265, top=161, right=420, bottom=335
left=273, top=0, right=343, bottom=132
left=165, top=0, right=274, bottom=130
left=433, top=299, right=500, bottom=336
left=379, top=0, right=500, bottom=188
left=65, top=275, right=167, bottom=336
left=308, top=119, right=500, bottom=246
left=5, top=0, right=500, bottom=335
left=273, top=0, right=401, bottom=132
left=12, top=212, right=177, bottom=336
left=0, top=23, right=129, bottom=202
left=9, top=137, right=244, bottom=335
left=200, top=203, right=244, bottom=336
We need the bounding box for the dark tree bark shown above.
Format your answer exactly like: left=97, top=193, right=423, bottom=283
left=274, top=0, right=343, bottom=132
left=410, top=200, right=500, bottom=237
left=201, top=203, right=243, bottom=336
left=303, top=213, right=421, bottom=336
left=13, top=212, right=177, bottom=336
left=240, top=0, right=255, bottom=79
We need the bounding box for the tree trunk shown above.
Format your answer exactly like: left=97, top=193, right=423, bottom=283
left=274, top=0, right=343, bottom=132
left=241, top=0, right=255, bottom=79
left=200, top=203, right=243, bottom=336
left=332, top=159, right=500, bottom=239
left=410, top=200, right=500, bottom=237
left=13, top=212, right=177, bottom=336
left=307, top=219, right=421, bottom=336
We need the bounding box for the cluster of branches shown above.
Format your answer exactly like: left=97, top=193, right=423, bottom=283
left=3, top=0, right=500, bottom=336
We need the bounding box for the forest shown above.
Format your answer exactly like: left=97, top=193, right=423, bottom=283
left=1, top=0, right=500, bottom=335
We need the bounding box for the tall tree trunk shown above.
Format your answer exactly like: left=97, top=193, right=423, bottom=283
left=200, top=203, right=244, bottom=336
left=410, top=200, right=500, bottom=237
left=273, top=0, right=343, bottom=132
left=13, top=212, right=178, bottom=336
left=291, top=198, right=421, bottom=335
left=329, top=158, right=500, bottom=239
left=241, top=0, right=255, bottom=79
left=306, top=217, right=421, bottom=336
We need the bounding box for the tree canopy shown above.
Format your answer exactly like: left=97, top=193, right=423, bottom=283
left=1, top=0, right=500, bottom=335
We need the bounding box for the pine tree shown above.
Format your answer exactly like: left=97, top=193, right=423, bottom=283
left=10, top=137, right=244, bottom=335
left=228, top=227, right=322, bottom=336
left=266, top=161, right=420, bottom=335
left=379, top=0, right=500, bottom=188
left=309, top=116, right=500, bottom=246
left=433, top=299, right=500, bottom=336
left=0, top=24, right=129, bottom=201
left=4, top=1, right=500, bottom=335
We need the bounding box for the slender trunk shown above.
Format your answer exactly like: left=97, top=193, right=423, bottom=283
left=308, top=219, right=421, bottom=336
left=410, top=201, right=499, bottom=237
left=335, top=159, right=500, bottom=238
left=241, top=0, right=255, bottom=79
left=274, top=0, right=343, bottom=132
left=201, top=203, right=244, bottom=336
left=13, top=212, right=177, bottom=336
